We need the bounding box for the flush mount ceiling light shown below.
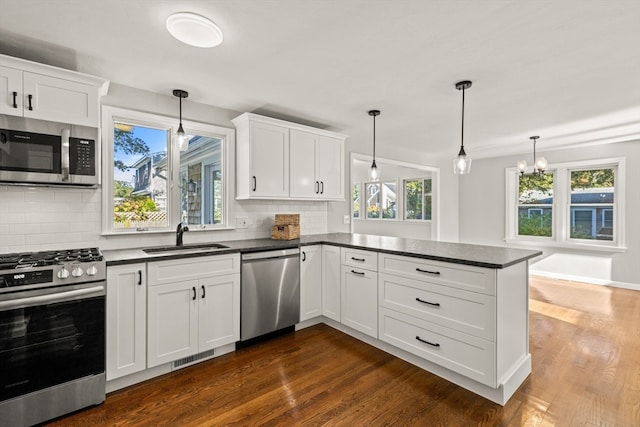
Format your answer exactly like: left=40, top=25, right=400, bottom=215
left=368, top=109, right=381, bottom=181
left=517, top=136, right=548, bottom=176
left=173, top=89, right=189, bottom=151
left=166, top=12, right=223, bottom=48
left=453, top=80, right=473, bottom=175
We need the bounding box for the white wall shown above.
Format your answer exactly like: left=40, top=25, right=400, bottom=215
left=459, top=140, right=640, bottom=288
left=0, top=83, right=330, bottom=253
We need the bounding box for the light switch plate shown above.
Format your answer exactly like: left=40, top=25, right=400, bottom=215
left=343, top=215, right=350, bottom=224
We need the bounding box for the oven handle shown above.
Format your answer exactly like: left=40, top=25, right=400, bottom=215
left=61, top=128, right=70, bottom=182
left=0, top=285, right=105, bottom=311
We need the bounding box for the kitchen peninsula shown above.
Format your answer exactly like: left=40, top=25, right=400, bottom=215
left=103, top=233, right=541, bottom=405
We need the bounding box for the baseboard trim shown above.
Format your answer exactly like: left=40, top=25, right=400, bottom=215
left=530, top=271, right=640, bottom=291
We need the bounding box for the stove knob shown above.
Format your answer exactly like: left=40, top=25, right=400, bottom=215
left=86, top=265, right=98, bottom=276
left=72, top=266, right=84, bottom=277
left=58, top=267, right=70, bottom=279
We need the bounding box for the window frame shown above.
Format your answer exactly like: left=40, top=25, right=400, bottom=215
left=505, top=157, right=626, bottom=251
left=101, top=106, right=235, bottom=235
left=403, top=177, right=433, bottom=222
left=362, top=179, right=398, bottom=220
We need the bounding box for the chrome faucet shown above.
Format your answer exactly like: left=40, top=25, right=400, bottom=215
left=176, top=222, right=189, bottom=246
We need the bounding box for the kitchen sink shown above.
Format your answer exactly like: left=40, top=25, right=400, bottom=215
left=143, top=243, right=229, bottom=254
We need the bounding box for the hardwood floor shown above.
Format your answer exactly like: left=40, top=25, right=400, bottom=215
left=46, top=276, right=640, bottom=426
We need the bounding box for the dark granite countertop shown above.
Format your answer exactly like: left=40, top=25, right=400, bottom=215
left=103, top=233, right=541, bottom=269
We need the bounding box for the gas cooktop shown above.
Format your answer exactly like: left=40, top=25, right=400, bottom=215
left=0, top=248, right=103, bottom=270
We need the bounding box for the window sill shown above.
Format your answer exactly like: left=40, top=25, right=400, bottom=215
left=504, top=238, right=627, bottom=254
left=101, top=225, right=235, bottom=237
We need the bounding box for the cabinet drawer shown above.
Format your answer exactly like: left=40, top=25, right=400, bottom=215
left=378, top=253, right=495, bottom=295
left=378, top=273, right=495, bottom=341
left=148, top=254, right=240, bottom=286
left=379, top=307, right=496, bottom=387
left=341, top=247, right=377, bottom=271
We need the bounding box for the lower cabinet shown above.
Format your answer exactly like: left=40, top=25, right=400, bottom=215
left=300, top=245, right=322, bottom=321
left=106, top=263, right=147, bottom=381
left=321, top=245, right=341, bottom=321
left=340, top=248, right=378, bottom=338
left=146, top=255, right=240, bottom=368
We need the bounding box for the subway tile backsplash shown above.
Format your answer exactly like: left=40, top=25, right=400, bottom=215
left=0, top=185, right=328, bottom=253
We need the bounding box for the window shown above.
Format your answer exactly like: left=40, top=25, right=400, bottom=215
left=364, top=181, right=397, bottom=219
left=404, top=178, right=432, bottom=220
left=517, top=173, right=554, bottom=237
left=506, top=158, right=624, bottom=250
left=569, top=168, right=614, bottom=241
left=103, top=107, right=234, bottom=234
left=352, top=183, right=360, bottom=218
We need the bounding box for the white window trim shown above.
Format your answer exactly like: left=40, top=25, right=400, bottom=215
left=363, top=179, right=399, bottom=221
left=101, top=105, right=235, bottom=235
left=505, top=157, right=626, bottom=253
left=403, top=177, right=434, bottom=222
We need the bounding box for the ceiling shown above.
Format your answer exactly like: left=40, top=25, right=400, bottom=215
left=1, top=0, right=639, bottom=160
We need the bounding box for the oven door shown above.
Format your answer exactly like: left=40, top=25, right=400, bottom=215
left=0, top=282, right=105, bottom=402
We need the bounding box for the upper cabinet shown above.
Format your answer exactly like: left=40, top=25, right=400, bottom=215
left=0, top=55, right=109, bottom=127
left=232, top=113, right=346, bottom=201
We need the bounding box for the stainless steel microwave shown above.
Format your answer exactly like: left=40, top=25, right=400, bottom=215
left=0, top=128, right=99, bottom=186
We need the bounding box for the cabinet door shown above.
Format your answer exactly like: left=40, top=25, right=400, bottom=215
left=198, top=274, right=240, bottom=351
left=316, top=136, right=344, bottom=200
left=0, top=66, right=22, bottom=116
left=289, top=129, right=318, bottom=198
left=300, top=245, right=322, bottom=321
left=147, top=280, right=198, bottom=368
left=106, top=263, right=146, bottom=380
left=249, top=121, right=289, bottom=197
left=22, top=72, right=99, bottom=127
left=341, top=266, right=378, bottom=338
left=322, top=245, right=341, bottom=321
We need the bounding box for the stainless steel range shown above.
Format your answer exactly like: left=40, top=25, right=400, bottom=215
left=0, top=248, right=106, bottom=427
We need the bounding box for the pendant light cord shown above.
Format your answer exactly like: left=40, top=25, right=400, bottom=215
left=460, top=86, right=465, bottom=152
left=372, top=113, right=376, bottom=163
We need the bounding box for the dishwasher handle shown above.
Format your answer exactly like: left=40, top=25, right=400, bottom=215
left=242, top=248, right=300, bottom=261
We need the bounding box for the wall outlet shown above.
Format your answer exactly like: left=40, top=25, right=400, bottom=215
left=343, top=215, right=350, bottom=225
left=236, top=217, right=249, bottom=229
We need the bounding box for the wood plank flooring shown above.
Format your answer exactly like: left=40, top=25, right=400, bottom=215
left=46, top=276, right=640, bottom=426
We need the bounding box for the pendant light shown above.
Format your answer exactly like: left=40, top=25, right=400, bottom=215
left=173, top=89, right=189, bottom=152
left=453, top=80, right=472, bottom=175
left=517, top=136, right=548, bottom=176
left=368, top=109, right=381, bottom=181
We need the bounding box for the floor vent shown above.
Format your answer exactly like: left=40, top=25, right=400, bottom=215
left=172, top=349, right=215, bottom=370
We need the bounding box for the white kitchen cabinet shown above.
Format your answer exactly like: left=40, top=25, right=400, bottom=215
left=106, top=263, right=147, bottom=381
left=0, top=65, right=22, bottom=116
left=340, top=248, right=378, bottom=338
left=300, top=245, right=322, bottom=321
left=233, top=114, right=290, bottom=199
left=147, top=254, right=240, bottom=368
left=233, top=112, right=346, bottom=201
left=377, top=252, right=529, bottom=393
left=322, top=245, right=341, bottom=321
left=290, top=130, right=344, bottom=200
left=0, top=54, right=108, bottom=127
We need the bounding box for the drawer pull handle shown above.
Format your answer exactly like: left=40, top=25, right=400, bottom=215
left=12, top=91, right=18, bottom=108
left=27, top=94, right=33, bottom=110
left=351, top=257, right=365, bottom=262
left=350, top=270, right=365, bottom=276
left=416, top=268, right=440, bottom=275
left=192, top=287, right=196, bottom=301
left=201, top=285, right=206, bottom=299
left=137, top=270, right=142, bottom=286
left=416, top=297, right=440, bottom=307
left=416, top=336, right=440, bottom=348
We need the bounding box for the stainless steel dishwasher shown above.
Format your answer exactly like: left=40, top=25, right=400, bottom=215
left=241, top=248, right=300, bottom=341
